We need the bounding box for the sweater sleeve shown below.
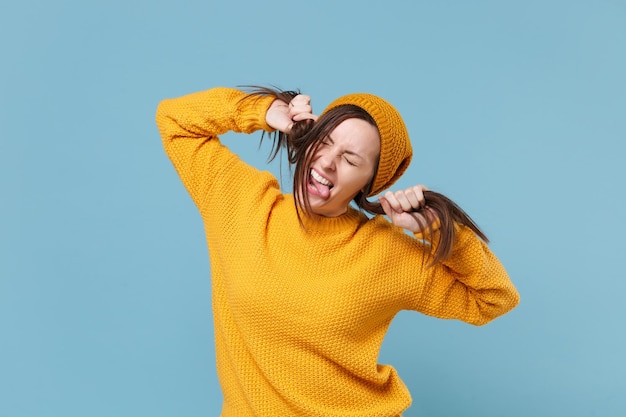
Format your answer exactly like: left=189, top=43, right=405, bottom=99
left=410, top=225, right=520, bottom=326
left=155, top=87, right=276, bottom=212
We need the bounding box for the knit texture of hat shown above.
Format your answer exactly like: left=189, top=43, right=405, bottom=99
left=322, top=93, right=413, bottom=196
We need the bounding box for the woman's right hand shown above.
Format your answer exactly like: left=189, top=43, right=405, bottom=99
left=266, top=94, right=317, bottom=133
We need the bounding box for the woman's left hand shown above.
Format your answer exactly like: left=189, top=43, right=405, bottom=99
left=379, top=185, right=437, bottom=233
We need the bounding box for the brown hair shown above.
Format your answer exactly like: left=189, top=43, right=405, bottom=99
left=242, top=87, right=489, bottom=265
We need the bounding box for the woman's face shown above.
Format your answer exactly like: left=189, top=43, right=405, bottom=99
left=305, top=117, right=381, bottom=217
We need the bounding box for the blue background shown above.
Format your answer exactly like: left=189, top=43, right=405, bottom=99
left=2, top=1, right=625, bottom=416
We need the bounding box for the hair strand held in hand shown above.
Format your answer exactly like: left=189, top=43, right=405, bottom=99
left=420, top=190, right=489, bottom=266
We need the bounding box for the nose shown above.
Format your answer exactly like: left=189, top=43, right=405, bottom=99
left=318, top=148, right=336, bottom=171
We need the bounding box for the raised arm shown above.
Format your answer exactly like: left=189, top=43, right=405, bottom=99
left=155, top=87, right=275, bottom=207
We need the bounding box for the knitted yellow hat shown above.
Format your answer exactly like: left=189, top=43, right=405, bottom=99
left=322, top=93, right=413, bottom=196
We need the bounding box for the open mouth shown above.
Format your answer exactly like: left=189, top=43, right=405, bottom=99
left=311, top=169, right=333, bottom=188
left=309, top=169, right=334, bottom=198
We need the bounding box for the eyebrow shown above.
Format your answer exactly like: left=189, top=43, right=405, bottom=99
left=326, top=135, right=364, bottom=160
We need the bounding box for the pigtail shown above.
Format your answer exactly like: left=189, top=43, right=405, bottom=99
left=420, top=191, right=488, bottom=265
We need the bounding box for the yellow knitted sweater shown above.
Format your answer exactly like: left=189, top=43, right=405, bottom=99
left=156, top=87, right=519, bottom=416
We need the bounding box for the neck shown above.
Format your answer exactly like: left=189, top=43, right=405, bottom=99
left=291, top=196, right=365, bottom=233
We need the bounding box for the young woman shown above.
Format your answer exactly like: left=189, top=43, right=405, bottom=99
left=155, top=86, right=519, bottom=416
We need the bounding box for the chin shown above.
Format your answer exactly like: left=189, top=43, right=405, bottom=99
left=303, top=192, right=349, bottom=218
left=310, top=205, right=346, bottom=218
